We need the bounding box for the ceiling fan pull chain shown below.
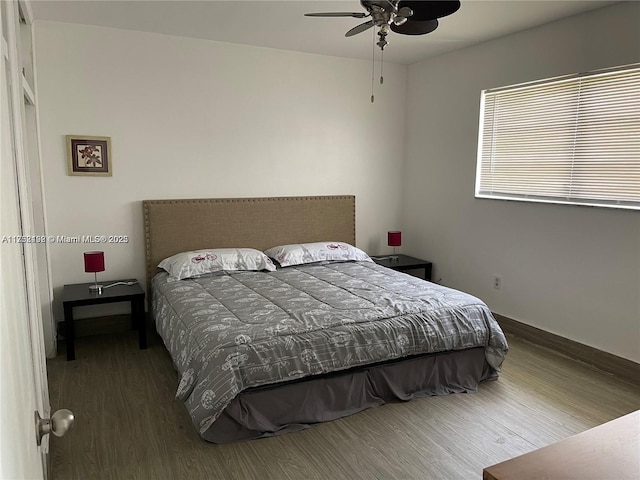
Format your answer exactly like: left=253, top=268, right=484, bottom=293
left=371, top=27, right=376, bottom=103
left=380, top=48, right=384, bottom=85
left=371, top=59, right=375, bottom=102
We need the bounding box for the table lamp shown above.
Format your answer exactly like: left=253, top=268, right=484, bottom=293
left=388, top=231, right=401, bottom=261
left=84, top=251, right=105, bottom=293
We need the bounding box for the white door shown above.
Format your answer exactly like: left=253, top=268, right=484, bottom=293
left=1, top=0, right=51, bottom=477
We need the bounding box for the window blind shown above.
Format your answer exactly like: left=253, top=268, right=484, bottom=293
left=475, top=64, right=640, bottom=210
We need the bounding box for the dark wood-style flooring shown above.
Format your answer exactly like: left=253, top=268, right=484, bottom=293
left=47, top=329, right=640, bottom=479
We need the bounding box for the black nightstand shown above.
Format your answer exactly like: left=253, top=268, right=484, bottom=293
left=62, top=279, right=146, bottom=360
left=372, top=254, right=433, bottom=281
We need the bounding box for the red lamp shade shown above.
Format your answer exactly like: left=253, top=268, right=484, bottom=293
left=84, top=251, right=105, bottom=273
left=388, top=231, right=402, bottom=247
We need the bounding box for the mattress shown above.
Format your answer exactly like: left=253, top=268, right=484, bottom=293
left=152, top=261, right=508, bottom=439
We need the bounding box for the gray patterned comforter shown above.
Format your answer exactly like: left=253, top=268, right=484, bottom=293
left=152, top=261, right=508, bottom=436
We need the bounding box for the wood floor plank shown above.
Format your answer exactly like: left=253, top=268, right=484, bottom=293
left=47, top=332, right=640, bottom=479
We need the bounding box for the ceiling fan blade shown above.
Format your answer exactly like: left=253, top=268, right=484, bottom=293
left=390, top=18, right=438, bottom=35
left=305, top=12, right=368, bottom=18
left=345, top=20, right=375, bottom=37
left=397, top=1, right=460, bottom=21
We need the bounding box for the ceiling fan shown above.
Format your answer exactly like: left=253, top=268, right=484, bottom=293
left=305, top=0, right=461, bottom=51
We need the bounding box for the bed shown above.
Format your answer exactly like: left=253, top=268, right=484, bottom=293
left=143, top=195, right=508, bottom=443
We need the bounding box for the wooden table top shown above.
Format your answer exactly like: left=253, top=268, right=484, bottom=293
left=483, top=410, right=640, bottom=480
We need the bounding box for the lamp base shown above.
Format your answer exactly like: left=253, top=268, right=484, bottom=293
left=88, top=284, right=103, bottom=295
left=389, top=255, right=399, bottom=262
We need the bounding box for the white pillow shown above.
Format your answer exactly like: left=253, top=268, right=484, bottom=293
left=264, top=242, right=372, bottom=267
left=158, top=248, right=276, bottom=280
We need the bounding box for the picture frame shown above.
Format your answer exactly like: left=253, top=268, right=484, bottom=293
left=66, top=135, right=112, bottom=176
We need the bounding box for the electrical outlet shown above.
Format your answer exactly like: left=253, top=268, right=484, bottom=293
left=493, top=275, right=502, bottom=291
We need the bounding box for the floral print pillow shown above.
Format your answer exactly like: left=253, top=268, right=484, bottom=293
left=158, top=248, right=276, bottom=280
left=264, top=242, right=372, bottom=267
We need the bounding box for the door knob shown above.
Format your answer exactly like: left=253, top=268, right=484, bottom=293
left=35, top=409, right=75, bottom=445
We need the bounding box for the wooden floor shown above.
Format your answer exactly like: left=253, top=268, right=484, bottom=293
left=47, top=330, right=640, bottom=480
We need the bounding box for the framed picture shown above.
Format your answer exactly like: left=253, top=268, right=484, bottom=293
left=66, top=135, right=112, bottom=176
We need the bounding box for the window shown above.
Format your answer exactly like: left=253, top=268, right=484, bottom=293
left=475, top=64, right=640, bottom=210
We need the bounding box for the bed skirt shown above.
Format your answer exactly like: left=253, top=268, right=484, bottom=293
left=203, top=347, right=495, bottom=443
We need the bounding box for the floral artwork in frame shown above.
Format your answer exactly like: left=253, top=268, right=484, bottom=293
left=66, top=135, right=112, bottom=176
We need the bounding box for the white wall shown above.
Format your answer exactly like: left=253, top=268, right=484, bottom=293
left=34, top=22, right=407, bottom=326
left=404, top=2, right=640, bottom=362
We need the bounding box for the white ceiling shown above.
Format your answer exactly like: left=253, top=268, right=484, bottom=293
left=30, top=0, right=618, bottom=65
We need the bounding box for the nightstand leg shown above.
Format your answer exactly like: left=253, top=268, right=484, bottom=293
left=63, top=303, right=75, bottom=361
left=425, top=264, right=433, bottom=282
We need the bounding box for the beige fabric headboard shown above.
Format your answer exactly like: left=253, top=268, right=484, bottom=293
left=143, top=195, right=356, bottom=292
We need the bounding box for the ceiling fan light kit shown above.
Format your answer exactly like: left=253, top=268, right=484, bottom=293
left=305, top=0, right=461, bottom=101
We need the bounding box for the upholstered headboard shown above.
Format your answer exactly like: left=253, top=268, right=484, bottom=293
left=142, top=195, right=356, bottom=292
